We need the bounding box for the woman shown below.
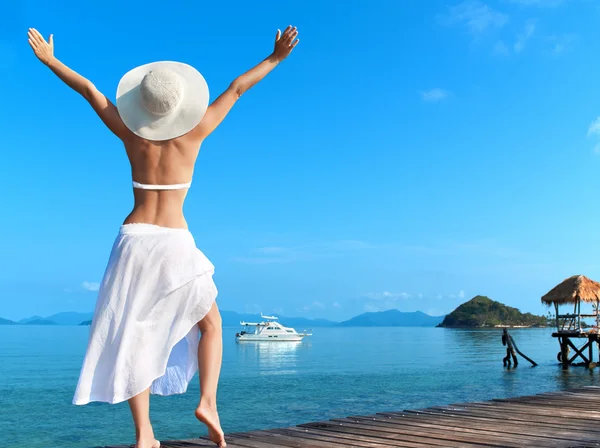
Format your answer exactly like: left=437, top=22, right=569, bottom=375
left=28, top=25, right=299, bottom=448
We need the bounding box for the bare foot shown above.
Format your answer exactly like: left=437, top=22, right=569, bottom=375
left=195, top=406, right=226, bottom=447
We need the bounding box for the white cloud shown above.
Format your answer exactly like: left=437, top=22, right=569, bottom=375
left=548, top=34, right=577, bottom=54
left=245, top=304, right=262, bottom=314
left=494, top=41, right=510, bottom=55
left=421, top=88, right=450, bottom=102
left=231, top=256, right=290, bottom=265
left=506, top=0, right=564, bottom=7
left=364, top=291, right=411, bottom=300
left=514, top=21, right=536, bottom=53
left=324, top=240, right=376, bottom=250
left=440, top=239, right=528, bottom=259
left=234, top=240, right=375, bottom=264
left=449, top=290, right=467, bottom=300
left=301, top=301, right=326, bottom=312
left=426, top=308, right=447, bottom=317
left=333, top=302, right=341, bottom=309
left=81, top=281, right=100, bottom=292
left=361, top=291, right=413, bottom=313
left=256, top=247, right=287, bottom=254
left=587, top=118, right=600, bottom=154
left=442, top=1, right=509, bottom=35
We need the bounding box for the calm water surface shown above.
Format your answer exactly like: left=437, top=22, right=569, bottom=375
left=1, top=325, right=598, bottom=447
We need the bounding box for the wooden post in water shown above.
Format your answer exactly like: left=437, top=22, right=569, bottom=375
left=502, top=329, right=538, bottom=367
left=502, top=328, right=518, bottom=367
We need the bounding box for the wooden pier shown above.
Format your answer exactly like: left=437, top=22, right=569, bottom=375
left=104, top=386, right=600, bottom=448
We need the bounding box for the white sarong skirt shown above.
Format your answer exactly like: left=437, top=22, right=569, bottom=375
left=72, top=223, right=218, bottom=405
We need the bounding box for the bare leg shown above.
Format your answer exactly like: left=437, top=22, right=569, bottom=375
left=195, top=302, right=226, bottom=447
left=128, top=388, right=160, bottom=448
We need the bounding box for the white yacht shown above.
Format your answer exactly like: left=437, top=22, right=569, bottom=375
left=235, top=315, right=312, bottom=342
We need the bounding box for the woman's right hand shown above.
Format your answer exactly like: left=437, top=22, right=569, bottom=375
left=272, top=26, right=299, bottom=62
left=28, top=28, right=55, bottom=66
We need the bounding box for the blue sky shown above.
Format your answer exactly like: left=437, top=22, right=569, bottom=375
left=2, top=0, right=600, bottom=321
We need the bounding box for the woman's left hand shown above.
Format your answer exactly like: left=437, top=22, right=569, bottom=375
left=28, top=28, right=55, bottom=66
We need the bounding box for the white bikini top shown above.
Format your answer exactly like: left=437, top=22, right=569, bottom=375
left=132, top=181, right=192, bottom=190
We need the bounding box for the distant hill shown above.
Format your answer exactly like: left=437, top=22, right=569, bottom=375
left=24, top=319, right=58, bottom=326
left=0, top=317, right=17, bottom=325
left=19, top=315, right=44, bottom=324
left=18, top=312, right=93, bottom=326
left=220, top=310, right=337, bottom=328
left=337, top=310, right=445, bottom=327
left=45, top=312, right=94, bottom=326
left=438, top=296, right=548, bottom=328
left=15, top=310, right=337, bottom=328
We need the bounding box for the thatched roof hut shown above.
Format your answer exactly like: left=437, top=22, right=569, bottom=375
left=541, top=275, right=600, bottom=305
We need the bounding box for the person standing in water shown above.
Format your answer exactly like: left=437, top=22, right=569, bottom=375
left=28, top=25, right=299, bottom=448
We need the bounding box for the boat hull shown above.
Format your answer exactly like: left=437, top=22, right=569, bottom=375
left=236, top=335, right=304, bottom=342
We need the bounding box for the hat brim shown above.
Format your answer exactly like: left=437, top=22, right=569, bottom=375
left=116, top=61, right=209, bottom=141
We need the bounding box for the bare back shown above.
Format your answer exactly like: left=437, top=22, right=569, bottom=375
left=28, top=25, right=300, bottom=230
left=123, top=132, right=203, bottom=229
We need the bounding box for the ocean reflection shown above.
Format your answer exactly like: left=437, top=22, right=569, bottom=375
left=236, top=340, right=304, bottom=375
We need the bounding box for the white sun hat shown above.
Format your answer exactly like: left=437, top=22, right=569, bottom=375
left=116, top=61, right=209, bottom=141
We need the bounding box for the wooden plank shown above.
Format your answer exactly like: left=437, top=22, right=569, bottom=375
left=237, top=430, right=350, bottom=448
left=212, top=434, right=292, bottom=448
left=494, top=397, right=600, bottom=409
left=269, top=427, right=408, bottom=447
left=402, top=405, right=600, bottom=433
left=299, top=420, right=504, bottom=447
left=101, top=387, right=600, bottom=448
left=350, top=413, right=579, bottom=445
left=379, top=411, right=599, bottom=447
left=462, top=402, right=600, bottom=422
left=414, top=405, right=600, bottom=432
left=159, top=439, right=249, bottom=448
left=380, top=410, right=597, bottom=438
left=329, top=417, right=547, bottom=448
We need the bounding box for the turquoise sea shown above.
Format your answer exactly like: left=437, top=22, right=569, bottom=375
left=2, top=325, right=600, bottom=448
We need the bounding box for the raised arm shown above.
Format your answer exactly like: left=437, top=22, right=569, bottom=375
left=192, top=25, right=299, bottom=140
left=28, top=28, right=132, bottom=141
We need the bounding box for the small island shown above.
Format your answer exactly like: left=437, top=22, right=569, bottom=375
left=438, top=295, right=548, bottom=328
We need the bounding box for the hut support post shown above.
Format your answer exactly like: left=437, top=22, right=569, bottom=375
left=560, top=337, right=569, bottom=367
left=578, top=300, right=581, bottom=331
left=564, top=338, right=592, bottom=366
left=555, top=303, right=559, bottom=331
